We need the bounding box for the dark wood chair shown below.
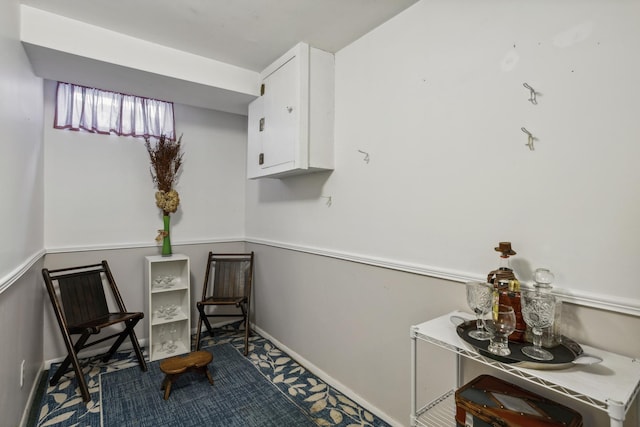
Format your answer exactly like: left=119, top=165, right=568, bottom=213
left=42, top=260, right=148, bottom=402
left=195, top=252, right=254, bottom=356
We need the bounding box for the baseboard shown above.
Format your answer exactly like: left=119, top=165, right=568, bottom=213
left=252, top=324, right=403, bottom=427
left=19, top=362, right=45, bottom=427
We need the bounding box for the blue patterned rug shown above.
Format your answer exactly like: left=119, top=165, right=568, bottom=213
left=34, top=328, right=389, bottom=427
left=102, top=343, right=315, bottom=426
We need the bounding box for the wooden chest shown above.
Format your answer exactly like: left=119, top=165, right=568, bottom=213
left=455, top=375, right=583, bottom=427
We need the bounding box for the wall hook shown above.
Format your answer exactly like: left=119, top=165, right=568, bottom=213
left=523, top=83, right=538, bottom=105
left=357, top=150, right=370, bottom=163
left=521, top=127, right=535, bottom=150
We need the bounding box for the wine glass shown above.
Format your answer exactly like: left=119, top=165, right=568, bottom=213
left=482, top=304, right=516, bottom=356
left=164, top=303, right=177, bottom=319
left=158, top=325, right=167, bottom=352
left=167, top=324, right=178, bottom=353
left=521, top=291, right=556, bottom=361
left=156, top=304, right=166, bottom=319
left=164, top=274, right=176, bottom=287
left=466, top=282, right=493, bottom=340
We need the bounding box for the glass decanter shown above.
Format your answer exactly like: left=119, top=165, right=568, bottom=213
left=528, top=268, right=562, bottom=347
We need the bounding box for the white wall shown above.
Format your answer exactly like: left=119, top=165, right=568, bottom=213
left=0, top=0, right=45, bottom=425
left=244, top=1, right=640, bottom=425
left=0, top=3, right=44, bottom=285
left=43, top=79, right=247, bottom=251
left=40, top=80, right=249, bottom=360
left=246, top=0, right=640, bottom=307
left=249, top=243, right=463, bottom=425
left=250, top=244, right=640, bottom=426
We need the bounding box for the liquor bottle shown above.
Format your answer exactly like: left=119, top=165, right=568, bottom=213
left=488, top=242, right=517, bottom=314
left=498, top=279, right=525, bottom=342
left=487, top=242, right=517, bottom=284
left=487, top=242, right=525, bottom=341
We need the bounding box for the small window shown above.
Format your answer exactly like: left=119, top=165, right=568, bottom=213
left=54, top=82, right=175, bottom=140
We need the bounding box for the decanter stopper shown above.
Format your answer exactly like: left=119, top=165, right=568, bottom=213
left=533, top=268, right=554, bottom=293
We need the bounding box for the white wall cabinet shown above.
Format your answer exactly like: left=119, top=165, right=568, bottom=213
left=247, top=42, right=334, bottom=179
left=145, top=254, right=191, bottom=361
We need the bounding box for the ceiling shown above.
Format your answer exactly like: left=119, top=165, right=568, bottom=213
left=21, top=0, right=418, bottom=72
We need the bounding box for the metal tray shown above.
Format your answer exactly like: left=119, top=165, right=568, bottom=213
left=455, top=320, right=594, bottom=370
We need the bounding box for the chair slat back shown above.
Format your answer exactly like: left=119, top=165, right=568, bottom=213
left=57, top=271, right=109, bottom=326
left=210, top=256, right=252, bottom=299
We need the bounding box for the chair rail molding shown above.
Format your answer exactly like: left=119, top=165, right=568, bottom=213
left=6, top=238, right=638, bottom=317
left=245, top=237, right=640, bottom=317
left=44, top=236, right=245, bottom=254
left=0, top=249, right=46, bottom=295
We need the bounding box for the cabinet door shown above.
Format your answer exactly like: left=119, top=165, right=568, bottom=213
left=261, top=54, right=301, bottom=170
left=247, top=96, right=264, bottom=179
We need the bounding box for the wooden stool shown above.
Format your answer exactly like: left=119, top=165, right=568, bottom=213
left=159, top=350, right=214, bottom=400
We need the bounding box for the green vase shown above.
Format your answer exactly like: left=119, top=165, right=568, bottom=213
left=162, top=215, right=172, bottom=256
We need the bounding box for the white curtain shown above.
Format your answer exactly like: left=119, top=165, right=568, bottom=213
left=54, top=82, right=175, bottom=140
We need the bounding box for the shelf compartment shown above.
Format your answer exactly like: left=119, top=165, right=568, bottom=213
left=413, top=321, right=611, bottom=413
left=151, top=280, right=188, bottom=293
left=415, top=389, right=456, bottom=427
left=151, top=308, right=188, bottom=326
left=151, top=339, right=189, bottom=360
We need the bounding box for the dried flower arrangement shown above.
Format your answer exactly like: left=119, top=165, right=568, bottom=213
left=145, top=134, right=183, bottom=215
left=145, top=134, right=183, bottom=255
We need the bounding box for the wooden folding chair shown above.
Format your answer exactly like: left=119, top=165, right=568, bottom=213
left=195, top=252, right=254, bottom=356
left=42, top=260, right=147, bottom=402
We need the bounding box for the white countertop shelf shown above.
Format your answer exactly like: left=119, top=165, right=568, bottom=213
left=411, top=311, right=640, bottom=427
left=151, top=309, right=188, bottom=326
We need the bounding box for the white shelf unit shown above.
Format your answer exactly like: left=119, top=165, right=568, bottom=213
left=146, top=254, right=191, bottom=361
left=410, top=311, right=640, bottom=427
